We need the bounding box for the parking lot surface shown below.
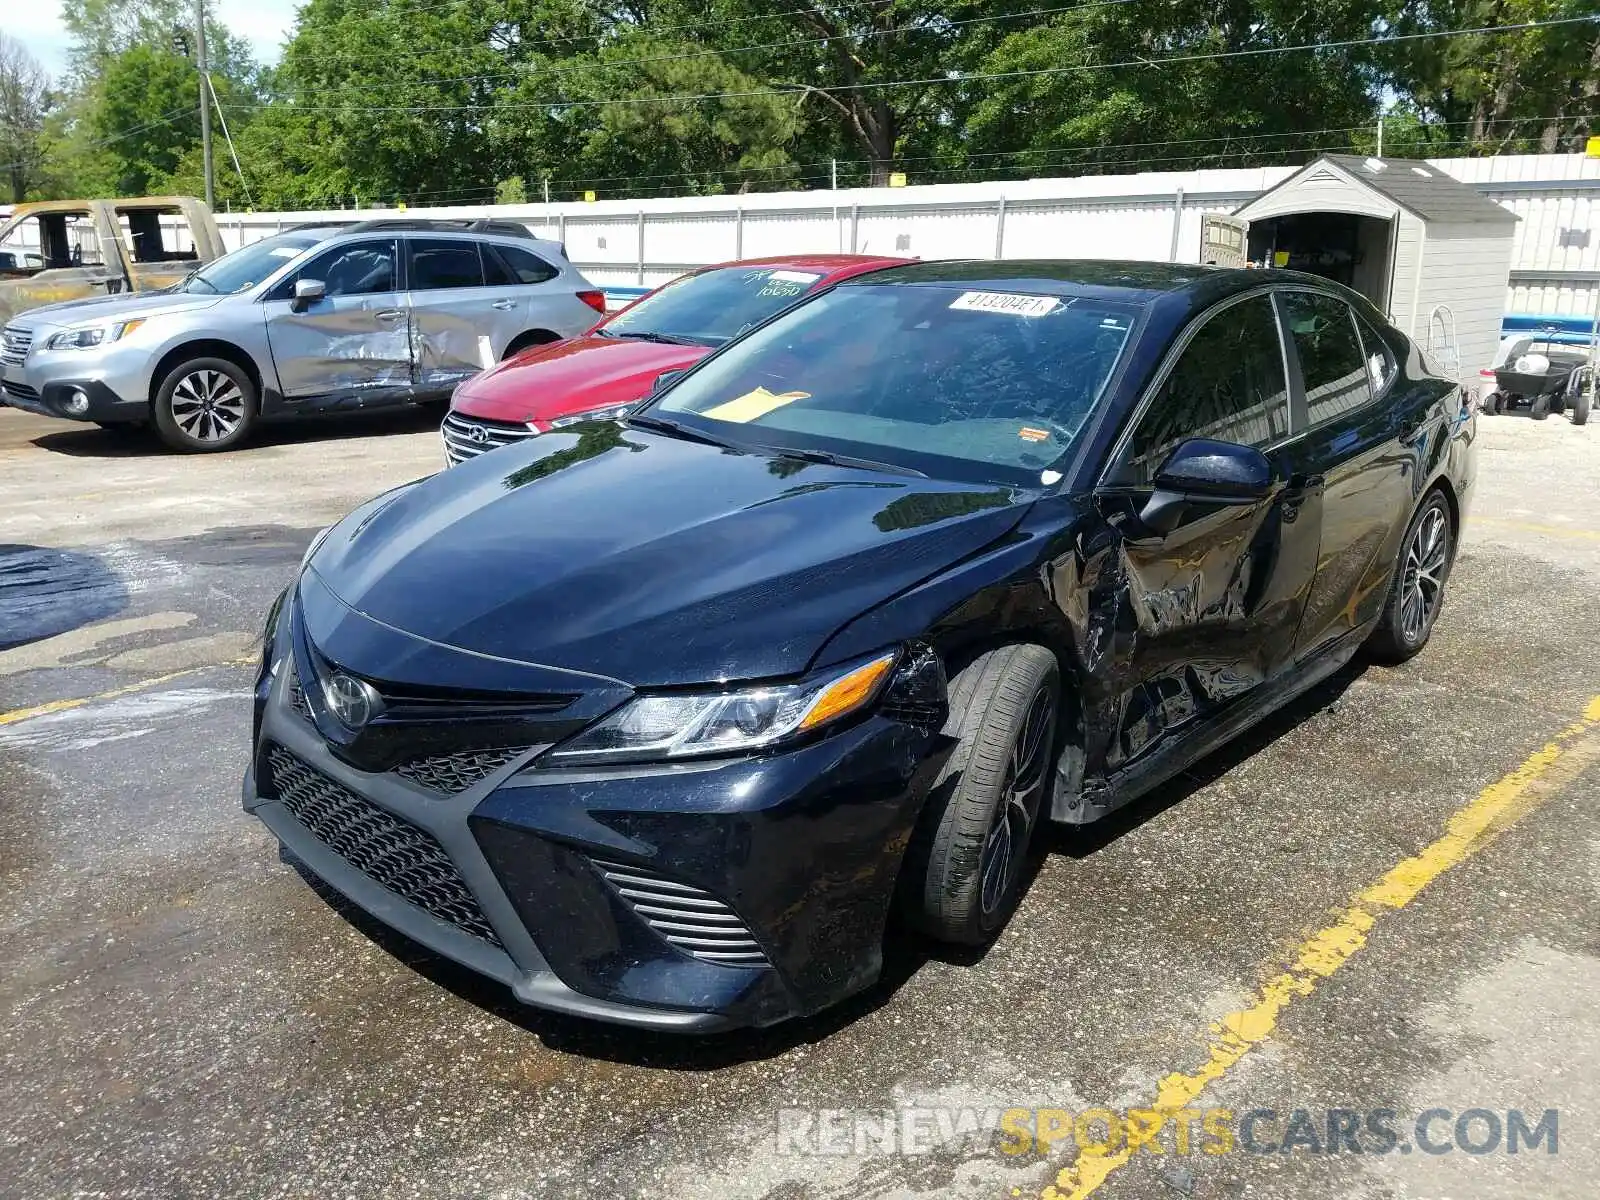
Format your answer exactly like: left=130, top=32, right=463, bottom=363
left=1, top=405, right=1597, bottom=1199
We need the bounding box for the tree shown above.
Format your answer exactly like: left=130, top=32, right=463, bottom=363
left=0, top=34, right=50, bottom=201
left=495, top=175, right=528, bottom=203
left=1383, top=0, right=1600, bottom=154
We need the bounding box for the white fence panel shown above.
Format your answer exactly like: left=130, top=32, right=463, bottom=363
left=207, top=153, right=1600, bottom=319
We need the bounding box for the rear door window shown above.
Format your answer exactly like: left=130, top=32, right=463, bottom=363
left=409, top=238, right=485, bottom=290
left=486, top=243, right=559, bottom=285
left=1281, top=291, right=1373, bottom=427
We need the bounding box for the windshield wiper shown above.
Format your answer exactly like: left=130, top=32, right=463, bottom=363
left=627, top=412, right=742, bottom=449
left=765, top=445, right=927, bottom=478
left=613, top=330, right=702, bottom=346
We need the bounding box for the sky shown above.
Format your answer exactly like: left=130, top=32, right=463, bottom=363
left=11, top=0, right=302, bottom=80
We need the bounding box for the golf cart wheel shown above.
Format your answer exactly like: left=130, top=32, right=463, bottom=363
left=1481, top=391, right=1503, bottom=415
left=1531, top=393, right=1551, bottom=421
left=1574, top=388, right=1591, bottom=427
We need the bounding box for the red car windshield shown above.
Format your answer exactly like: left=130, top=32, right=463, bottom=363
left=600, top=265, right=829, bottom=347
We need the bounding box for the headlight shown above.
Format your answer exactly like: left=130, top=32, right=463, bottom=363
left=548, top=402, right=635, bottom=429
left=545, top=651, right=898, bottom=765
left=45, top=318, right=146, bottom=351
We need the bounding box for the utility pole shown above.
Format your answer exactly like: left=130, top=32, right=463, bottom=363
left=196, top=0, right=214, bottom=208
left=831, top=158, right=838, bottom=191
left=1376, top=114, right=1385, bottom=158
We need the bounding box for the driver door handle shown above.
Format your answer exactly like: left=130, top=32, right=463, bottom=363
left=375, top=309, right=406, bottom=323
left=491, top=299, right=517, bottom=310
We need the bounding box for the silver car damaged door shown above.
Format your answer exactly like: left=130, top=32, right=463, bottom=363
left=262, top=237, right=412, bottom=402
left=405, top=236, right=507, bottom=393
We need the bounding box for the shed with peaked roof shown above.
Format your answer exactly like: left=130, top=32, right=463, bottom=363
left=1232, top=154, right=1518, bottom=383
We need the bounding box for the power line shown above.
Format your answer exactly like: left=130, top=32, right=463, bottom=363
left=226, top=14, right=1600, bottom=116
left=286, top=0, right=1142, bottom=95
left=300, top=0, right=895, bottom=65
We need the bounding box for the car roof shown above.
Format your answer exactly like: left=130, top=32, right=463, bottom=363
left=839, top=258, right=1386, bottom=318
left=701, top=253, right=912, bottom=281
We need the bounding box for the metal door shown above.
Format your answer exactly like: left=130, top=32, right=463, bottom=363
left=262, top=238, right=411, bottom=401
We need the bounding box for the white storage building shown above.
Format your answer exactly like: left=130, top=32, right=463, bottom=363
left=1233, top=154, right=1519, bottom=383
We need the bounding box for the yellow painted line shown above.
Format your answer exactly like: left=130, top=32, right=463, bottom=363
left=0, top=656, right=257, bottom=727
left=1039, top=693, right=1600, bottom=1200
left=1474, top=517, right=1600, bottom=542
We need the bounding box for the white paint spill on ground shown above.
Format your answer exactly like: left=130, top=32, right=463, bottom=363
left=0, top=687, right=244, bottom=753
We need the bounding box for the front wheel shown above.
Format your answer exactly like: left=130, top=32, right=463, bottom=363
left=1530, top=393, right=1551, bottom=421
left=1571, top=385, right=1591, bottom=427
left=1367, top=491, right=1455, bottom=663
left=152, top=357, right=258, bottom=452
left=1481, top=391, right=1503, bottom=415
left=906, top=645, right=1059, bottom=945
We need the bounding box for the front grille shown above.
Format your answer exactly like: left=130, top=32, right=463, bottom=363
left=441, top=412, right=540, bottom=464
left=1, top=380, right=39, bottom=402
left=1, top=325, right=32, bottom=368
left=394, top=746, right=530, bottom=794
left=264, top=744, right=502, bottom=946
left=591, top=857, right=769, bottom=967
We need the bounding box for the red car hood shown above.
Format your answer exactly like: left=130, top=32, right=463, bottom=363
left=452, top=336, right=711, bottom=424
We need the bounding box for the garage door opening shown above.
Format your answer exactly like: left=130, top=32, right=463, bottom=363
left=1246, top=211, right=1394, bottom=311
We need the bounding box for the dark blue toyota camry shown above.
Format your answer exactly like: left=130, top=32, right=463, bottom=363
left=246, top=260, right=1474, bottom=1031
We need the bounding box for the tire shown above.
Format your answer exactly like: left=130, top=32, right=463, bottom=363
left=1481, top=392, right=1502, bottom=415
left=1530, top=393, right=1551, bottom=420
left=152, top=356, right=258, bottom=452
left=1366, top=490, right=1455, bottom=664
left=1572, top=388, right=1590, bottom=426
left=906, top=644, right=1059, bottom=945
left=503, top=330, right=560, bottom=360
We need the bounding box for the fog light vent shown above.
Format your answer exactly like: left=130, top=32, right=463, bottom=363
left=589, top=857, right=770, bottom=967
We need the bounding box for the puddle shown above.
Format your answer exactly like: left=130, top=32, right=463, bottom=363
left=0, top=544, right=127, bottom=651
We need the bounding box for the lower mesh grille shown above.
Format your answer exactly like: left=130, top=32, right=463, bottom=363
left=591, top=857, right=769, bottom=967
left=394, top=747, right=529, bottom=794
left=265, top=744, right=502, bottom=946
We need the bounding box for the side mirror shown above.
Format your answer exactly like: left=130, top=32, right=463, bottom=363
left=290, top=278, right=326, bottom=312
left=651, top=368, right=685, bottom=395
left=1138, top=438, right=1273, bottom=535
left=1154, top=438, right=1272, bottom=498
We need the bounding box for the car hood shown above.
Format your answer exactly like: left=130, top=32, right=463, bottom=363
left=310, top=425, right=1030, bottom=685
left=452, top=335, right=710, bottom=423
left=16, top=290, right=225, bottom=330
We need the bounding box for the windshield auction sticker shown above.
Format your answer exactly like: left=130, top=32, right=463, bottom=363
left=948, top=291, right=1061, bottom=318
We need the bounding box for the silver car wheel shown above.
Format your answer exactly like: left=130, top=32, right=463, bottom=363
left=170, top=369, right=246, bottom=443
left=1400, top=505, right=1449, bottom=644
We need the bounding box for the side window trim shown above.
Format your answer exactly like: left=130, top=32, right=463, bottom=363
left=1270, top=291, right=1310, bottom=435
left=1097, top=286, right=1294, bottom=488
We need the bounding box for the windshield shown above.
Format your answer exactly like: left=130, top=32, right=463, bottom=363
left=602, top=265, right=832, bottom=346
left=177, top=233, right=319, bottom=295
left=646, top=283, right=1140, bottom=485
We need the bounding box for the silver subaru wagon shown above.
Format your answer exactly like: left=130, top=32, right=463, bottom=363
left=0, top=219, right=606, bottom=452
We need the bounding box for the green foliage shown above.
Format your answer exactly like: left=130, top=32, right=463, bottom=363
left=24, top=0, right=1600, bottom=206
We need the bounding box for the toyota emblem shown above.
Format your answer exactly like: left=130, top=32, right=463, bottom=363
left=467, top=424, right=490, bottom=445
left=323, top=671, right=382, bottom=729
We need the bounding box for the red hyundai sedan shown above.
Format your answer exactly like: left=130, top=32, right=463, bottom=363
left=441, top=253, right=908, bottom=464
